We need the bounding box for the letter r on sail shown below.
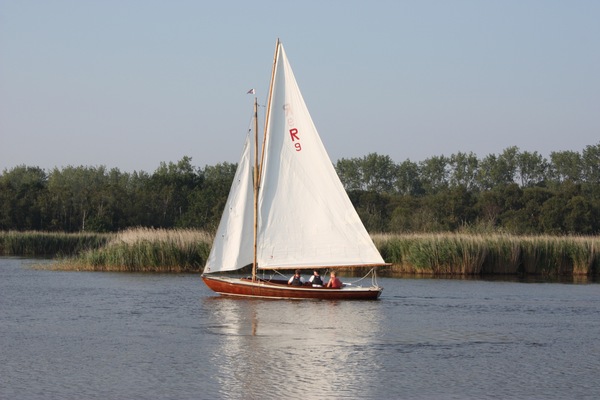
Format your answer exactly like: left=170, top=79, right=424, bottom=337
left=289, top=128, right=299, bottom=141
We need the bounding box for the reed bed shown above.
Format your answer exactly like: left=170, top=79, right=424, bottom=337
left=57, top=228, right=213, bottom=272
left=373, top=233, right=600, bottom=276
left=0, top=231, right=111, bottom=257
left=5, top=228, right=598, bottom=276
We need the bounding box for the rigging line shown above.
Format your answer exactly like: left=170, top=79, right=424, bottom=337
left=372, top=269, right=379, bottom=288
left=273, top=269, right=287, bottom=278
left=258, top=269, right=277, bottom=281
left=245, top=106, right=255, bottom=134
left=344, top=268, right=378, bottom=287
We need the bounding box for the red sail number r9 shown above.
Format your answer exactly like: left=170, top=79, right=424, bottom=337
left=289, top=128, right=301, bottom=152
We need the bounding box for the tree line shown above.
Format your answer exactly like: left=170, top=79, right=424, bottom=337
left=1, top=144, right=599, bottom=234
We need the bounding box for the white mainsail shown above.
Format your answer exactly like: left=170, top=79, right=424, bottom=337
left=203, top=134, right=255, bottom=273
left=256, top=43, right=385, bottom=269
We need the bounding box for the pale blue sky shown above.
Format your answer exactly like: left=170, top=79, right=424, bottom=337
left=1, top=0, right=599, bottom=173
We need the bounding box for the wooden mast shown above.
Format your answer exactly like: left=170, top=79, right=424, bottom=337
left=252, top=97, right=259, bottom=282
left=253, top=39, right=280, bottom=281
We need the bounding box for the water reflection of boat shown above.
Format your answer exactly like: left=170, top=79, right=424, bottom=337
left=202, top=40, right=388, bottom=300
left=202, top=297, right=384, bottom=398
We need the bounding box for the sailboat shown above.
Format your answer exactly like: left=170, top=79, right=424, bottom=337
left=202, top=40, right=388, bottom=300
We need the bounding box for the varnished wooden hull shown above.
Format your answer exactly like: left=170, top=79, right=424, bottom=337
left=202, top=275, right=382, bottom=300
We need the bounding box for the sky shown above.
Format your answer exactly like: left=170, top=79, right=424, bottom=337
left=1, top=0, right=599, bottom=174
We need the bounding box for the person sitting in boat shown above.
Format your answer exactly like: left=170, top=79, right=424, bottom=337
left=288, top=269, right=305, bottom=286
left=326, top=271, right=343, bottom=289
left=308, top=269, right=324, bottom=287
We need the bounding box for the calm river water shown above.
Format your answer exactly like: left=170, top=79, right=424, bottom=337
left=1, top=257, right=599, bottom=400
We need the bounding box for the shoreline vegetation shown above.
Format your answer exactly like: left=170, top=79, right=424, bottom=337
left=1, top=228, right=598, bottom=276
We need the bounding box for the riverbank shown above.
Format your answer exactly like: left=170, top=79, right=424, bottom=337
left=2, top=229, right=598, bottom=275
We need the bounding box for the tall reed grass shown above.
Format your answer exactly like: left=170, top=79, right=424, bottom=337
left=0, top=231, right=111, bottom=256
left=6, top=228, right=597, bottom=276
left=58, top=228, right=213, bottom=272
left=373, top=233, right=600, bottom=276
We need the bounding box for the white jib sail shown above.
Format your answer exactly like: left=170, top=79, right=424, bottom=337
left=257, top=43, right=385, bottom=269
left=203, top=134, right=255, bottom=273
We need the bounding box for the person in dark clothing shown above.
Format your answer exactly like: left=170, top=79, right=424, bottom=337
left=309, top=269, right=324, bottom=287
left=287, top=269, right=305, bottom=286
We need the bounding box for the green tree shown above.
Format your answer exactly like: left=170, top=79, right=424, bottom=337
left=443, top=186, right=477, bottom=230
left=549, top=150, right=581, bottom=183
left=581, top=143, right=600, bottom=183
left=448, top=152, right=479, bottom=191
left=84, top=168, right=132, bottom=232
left=564, top=196, right=594, bottom=234
left=336, top=153, right=398, bottom=193
left=517, top=150, right=548, bottom=187
left=182, top=162, right=236, bottom=230
left=360, top=153, right=397, bottom=193
left=389, top=195, right=421, bottom=232
left=46, top=166, right=116, bottom=231
left=349, top=190, right=391, bottom=232
left=419, top=155, right=449, bottom=194
left=148, top=156, right=201, bottom=228
left=476, top=183, right=523, bottom=230
left=0, top=166, right=47, bottom=230
left=395, top=159, right=423, bottom=196
left=336, top=157, right=362, bottom=191
left=475, top=190, right=503, bottom=227
left=126, top=170, right=153, bottom=227
left=477, top=147, right=519, bottom=189
left=539, top=196, right=567, bottom=234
